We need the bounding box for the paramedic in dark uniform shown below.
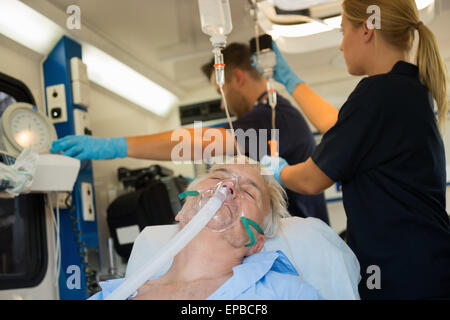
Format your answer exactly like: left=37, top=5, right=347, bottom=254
left=201, top=43, right=329, bottom=224
left=50, top=43, right=330, bottom=225
left=262, top=0, right=450, bottom=300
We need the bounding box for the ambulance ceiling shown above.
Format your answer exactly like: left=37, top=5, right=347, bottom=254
left=25, top=0, right=450, bottom=97
left=42, top=0, right=257, bottom=92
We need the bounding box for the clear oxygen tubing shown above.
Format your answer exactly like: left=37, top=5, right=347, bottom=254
left=104, top=185, right=230, bottom=300
left=214, top=47, right=242, bottom=156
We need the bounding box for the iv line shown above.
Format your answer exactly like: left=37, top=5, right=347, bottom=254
left=219, top=85, right=242, bottom=156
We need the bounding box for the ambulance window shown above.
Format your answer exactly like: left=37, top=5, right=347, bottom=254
left=0, top=72, right=47, bottom=289
left=0, top=91, right=16, bottom=118
left=0, top=195, right=47, bottom=289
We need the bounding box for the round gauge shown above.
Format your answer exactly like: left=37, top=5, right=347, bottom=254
left=0, top=102, right=57, bottom=156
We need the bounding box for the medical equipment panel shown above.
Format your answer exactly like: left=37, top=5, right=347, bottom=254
left=43, top=36, right=100, bottom=300
left=70, top=57, right=90, bottom=108
left=46, top=84, right=68, bottom=124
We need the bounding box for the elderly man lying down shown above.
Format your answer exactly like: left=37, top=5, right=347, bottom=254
left=90, top=158, right=323, bottom=300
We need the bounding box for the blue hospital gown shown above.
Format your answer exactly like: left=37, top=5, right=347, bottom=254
left=89, top=250, right=323, bottom=300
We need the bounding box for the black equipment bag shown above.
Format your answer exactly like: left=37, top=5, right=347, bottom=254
left=106, top=165, right=189, bottom=261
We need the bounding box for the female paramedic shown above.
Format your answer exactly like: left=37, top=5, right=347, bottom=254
left=262, top=0, right=450, bottom=300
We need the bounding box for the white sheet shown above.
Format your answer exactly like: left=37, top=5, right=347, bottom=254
left=126, top=216, right=361, bottom=300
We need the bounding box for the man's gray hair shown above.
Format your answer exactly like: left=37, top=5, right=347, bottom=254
left=185, top=156, right=291, bottom=238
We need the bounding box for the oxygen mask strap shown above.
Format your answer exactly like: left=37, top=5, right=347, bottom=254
left=178, top=190, right=200, bottom=200
left=241, top=216, right=264, bottom=247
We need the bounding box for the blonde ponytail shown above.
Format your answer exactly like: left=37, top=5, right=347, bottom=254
left=416, top=22, right=448, bottom=129
left=343, top=0, right=449, bottom=131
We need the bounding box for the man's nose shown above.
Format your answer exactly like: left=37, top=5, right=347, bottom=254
left=221, top=179, right=237, bottom=198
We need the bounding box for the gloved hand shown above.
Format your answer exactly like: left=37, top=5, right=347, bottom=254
left=50, top=135, right=127, bottom=160
left=252, top=42, right=305, bottom=95
left=260, top=155, right=289, bottom=187
left=272, top=42, right=305, bottom=94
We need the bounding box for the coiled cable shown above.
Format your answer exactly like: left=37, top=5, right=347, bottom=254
left=64, top=192, right=100, bottom=295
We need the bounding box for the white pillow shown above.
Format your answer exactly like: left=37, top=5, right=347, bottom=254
left=263, top=217, right=361, bottom=299
left=126, top=217, right=361, bottom=300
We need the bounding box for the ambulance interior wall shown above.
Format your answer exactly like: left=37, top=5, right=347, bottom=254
left=1, top=32, right=449, bottom=288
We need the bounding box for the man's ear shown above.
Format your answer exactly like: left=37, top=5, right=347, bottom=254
left=247, top=233, right=266, bottom=256
left=232, top=68, right=246, bottom=88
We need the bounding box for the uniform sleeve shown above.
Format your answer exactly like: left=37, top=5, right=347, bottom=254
left=225, top=109, right=271, bottom=161
left=311, top=91, right=383, bottom=183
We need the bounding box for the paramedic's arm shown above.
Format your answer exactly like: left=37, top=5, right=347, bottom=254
left=50, top=128, right=236, bottom=160
left=281, top=158, right=334, bottom=195
left=126, top=128, right=236, bottom=160
left=272, top=42, right=338, bottom=134
left=291, top=84, right=338, bottom=135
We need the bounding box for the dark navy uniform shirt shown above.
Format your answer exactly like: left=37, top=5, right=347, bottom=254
left=226, top=93, right=329, bottom=225
left=312, top=61, right=450, bottom=299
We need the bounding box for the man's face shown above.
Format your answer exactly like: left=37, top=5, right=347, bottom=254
left=176, top=164, right=270, bottom=249
left=210, top=70, right=249, bottom=118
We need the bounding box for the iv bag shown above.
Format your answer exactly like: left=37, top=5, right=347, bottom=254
left=198, top=0, right=233, bottom=47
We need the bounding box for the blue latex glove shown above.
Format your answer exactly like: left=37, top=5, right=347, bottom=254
left=50, top=135, right=127, bottom=160
left=252, top=42, right=304, bottom=95
left=260, top=155, right=289, bottom=187
left=272, top=42, right=305, bottom=94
